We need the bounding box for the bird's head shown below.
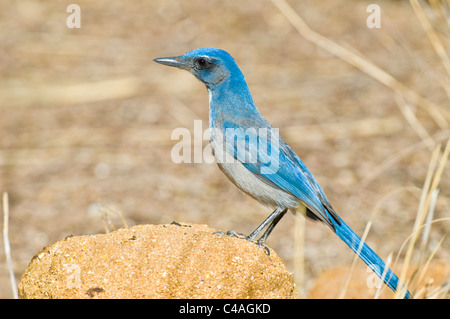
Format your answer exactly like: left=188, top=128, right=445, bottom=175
left=154, top=48, right=242, bottom=89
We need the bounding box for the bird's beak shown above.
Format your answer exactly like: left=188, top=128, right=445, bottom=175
left=153, top=56, right=188, bottom=70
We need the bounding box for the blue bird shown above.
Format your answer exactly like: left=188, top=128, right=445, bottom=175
left=154, top=48, right=411, bottom=298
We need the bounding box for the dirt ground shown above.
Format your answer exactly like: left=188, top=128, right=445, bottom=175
left=0, top=0, right=449, bottom=298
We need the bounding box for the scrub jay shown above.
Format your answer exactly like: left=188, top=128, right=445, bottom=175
left=154, top=48, right=411, bottom=298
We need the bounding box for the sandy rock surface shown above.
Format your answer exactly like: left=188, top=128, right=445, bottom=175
left=19, top=223, right=296, bottom=299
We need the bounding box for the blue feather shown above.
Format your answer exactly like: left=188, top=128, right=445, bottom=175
left=333, top=216, right=411, bottom=299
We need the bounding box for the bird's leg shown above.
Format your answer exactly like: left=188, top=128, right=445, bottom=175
left=246, top=207, right=288, bottom=242
left=239, top=207, right=287, bottom=255
left=255, top=208, right=288, bottom=244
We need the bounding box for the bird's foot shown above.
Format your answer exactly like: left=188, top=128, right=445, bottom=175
left=167, top=221, right=191, bottom=228
left=213, top=230, right=246, bottom=239
left=251, top=241, right=271, bottom=256
left=213, top=230, right=270, bottom=255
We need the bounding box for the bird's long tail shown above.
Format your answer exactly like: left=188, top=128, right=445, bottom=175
left=332, top=216, right=412, bottom=299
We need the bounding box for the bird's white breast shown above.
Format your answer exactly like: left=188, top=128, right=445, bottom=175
left=209, top=128, right=297, bottom=209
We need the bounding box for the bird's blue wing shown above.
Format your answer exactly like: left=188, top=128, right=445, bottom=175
left=221, top=120, right=337, bottom=227
left=280, top=141, right=341, bottom=224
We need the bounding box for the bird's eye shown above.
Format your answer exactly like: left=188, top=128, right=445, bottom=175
left=196, top=58, right=207, bottom=68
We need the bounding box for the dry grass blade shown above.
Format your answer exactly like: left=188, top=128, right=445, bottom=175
left=0, top=77, right=143, bottom=108
left=394, top=94, right=435, bottom=151
left=406, top=187, right=439, bottom=296
left=2, top=192, right=18, bottom=299
left=393, top=217, right=450, bottom=298
left=374, top=253, right=393, bottom=299
left=294, top=213, right=306, bottom=298
left=427, top=0, right=450, bottom=24
left=339, top=220, right=372, bottom=299
left=271, top=0, right=449, bottom=129
left=395, top=139, right=450, bottom=298
left=420, top=189, right=438, bottom=255
left=409, top=0, right=450, bottom=80
left=415, top=235, right=446, bottom=298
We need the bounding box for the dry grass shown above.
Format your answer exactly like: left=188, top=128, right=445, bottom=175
left=395, top=140, right=450, bottom=298
left=2, top=193, right=18, bottom=299
left=0, top=0, right=449, bottom=298
left=272, top=0, right=449, bottom=128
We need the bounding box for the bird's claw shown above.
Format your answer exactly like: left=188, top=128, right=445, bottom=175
left=213, top=230, right=246, bottom=239
left=252, top=241, right=271, bottom=255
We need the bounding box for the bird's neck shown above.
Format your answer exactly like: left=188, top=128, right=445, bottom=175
left=208, top=76, right=258, bottom=129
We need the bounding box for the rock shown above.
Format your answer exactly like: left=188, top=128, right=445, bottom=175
left=18, top=223, right=296, bottom=299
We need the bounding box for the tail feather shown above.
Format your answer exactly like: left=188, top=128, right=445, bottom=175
left=333, top=216, right=412, bottom=299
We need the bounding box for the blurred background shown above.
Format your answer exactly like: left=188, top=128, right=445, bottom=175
left=0, top=0, right=449, bottom=298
